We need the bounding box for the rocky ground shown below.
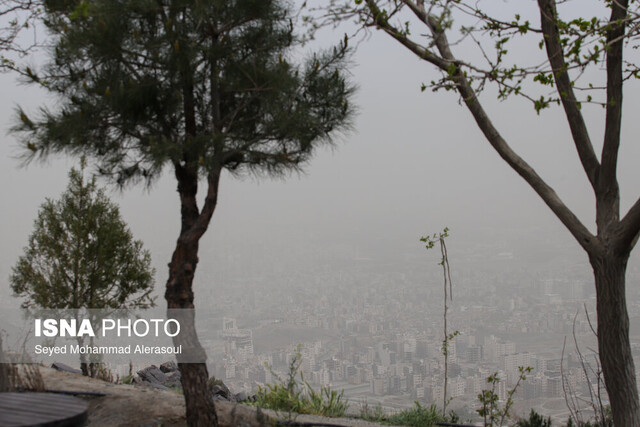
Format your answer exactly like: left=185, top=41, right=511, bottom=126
left=39, top=364, right=388, bottom=427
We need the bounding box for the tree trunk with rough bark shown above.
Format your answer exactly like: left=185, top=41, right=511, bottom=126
left=166, top=231, right=218, bottom=426
left=165, top=167, right=221, bottom=427
left=354, top=0, right=640, bottom=423
left=178, top=361, right=216, bottom=427
left=591, top=253, right=640, bottom=426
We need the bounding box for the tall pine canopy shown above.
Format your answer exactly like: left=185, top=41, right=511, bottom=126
left=18, top=0, right=352, bottom=182
left=14, top=0, right=354, bottom=424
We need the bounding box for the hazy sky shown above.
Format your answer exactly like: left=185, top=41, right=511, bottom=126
left=2, top=1, right=639, bottom=305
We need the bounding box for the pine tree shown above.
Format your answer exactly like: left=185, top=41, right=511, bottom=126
left=11, top=161, right=155, bottom=375
left=14, top=1, right=354, bottom=424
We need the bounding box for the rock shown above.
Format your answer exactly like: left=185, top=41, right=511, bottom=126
left=40, top=366, right=276, bottom=427
left=165, top=371, right=182, bottom=388
left=234, top=391, right=248, bottom=402
left=216, top=401, right=273, bottom=427
left=211, top=384, right=230, bottom=400
left=159, top=361, right=178, bottom=373
left=51, top=362, right=82, bottom=375
left=137, top=365, right=167, bottom=385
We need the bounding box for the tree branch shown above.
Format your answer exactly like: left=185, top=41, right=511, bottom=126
left=600, top=0, right=627, bottom=202
left=364, top=0, right=448, bottom=70
left=174, top=161, right=200, bottom=234
left=404, top=0, right=428, bottom=22
left=537, top=0, right=600, bottom=190
left=187, top=168, right=221, bottom=242
left=619, top=197, right=640, bottom=252
left=456, top=67, right=598, bottom=253
left=363, top=0, right=600, bottom=253
left=420, top=8, right=600, bottom=254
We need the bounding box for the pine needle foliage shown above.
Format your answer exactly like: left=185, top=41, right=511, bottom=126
left=14, top=0, right=354, bottom=186
left=11, top=1, right=354, bottom=422
left=10, top=162, right=154, bottom=310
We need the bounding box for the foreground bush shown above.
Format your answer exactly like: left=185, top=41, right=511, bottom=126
left=360, top=401, right=456, bottom=427
left=252, top=347, right=348, bottom=418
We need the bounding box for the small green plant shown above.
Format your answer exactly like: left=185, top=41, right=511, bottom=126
left=477, top=366, right=532, bottom=427
left=94, top=364, right=116, bottom=383
left=208, top=376, right=227, bottom=390
left=253, top=345, right=348, bottom=419
left=360, top=401, right=456, bottom=426
left=119, top=375, right=134, bottom=385
left=168, top=384, right=184, bottom=395
left=509, top=408, right=612, bottom=427
left=305, top=385, right=348, bottom=417
left=386, top=402, right=457, bottom=427
left=565, top=407, right=614, bottom=427
left=517, top=409, right=552, bottom=427
left=359, top=401, right=386, bottom=422
left=421, top=227, right=459, bottom=415
left=119, top=361, right=135, bottom=385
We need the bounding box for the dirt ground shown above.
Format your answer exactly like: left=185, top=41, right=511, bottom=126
left=38, top=366, right=387, bottom=427
left=40, top=367, right=188, bottom=426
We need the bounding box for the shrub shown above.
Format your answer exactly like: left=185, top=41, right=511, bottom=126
left=360, top=401, right=456, bottom=427
left=517, top=410, right=552, bottom=427
left=386, top=402, right=453, bottom=427
left=252, top=346, right=348, bottom=418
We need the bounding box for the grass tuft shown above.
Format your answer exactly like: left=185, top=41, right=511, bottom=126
left=251, top=345, right=349, bottom=418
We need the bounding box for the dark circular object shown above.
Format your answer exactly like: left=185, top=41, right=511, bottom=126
left=0, top=392, right=88, bottom=426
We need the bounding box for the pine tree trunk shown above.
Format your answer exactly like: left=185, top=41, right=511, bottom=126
left=165, top=168, right=220, bottom=427
left=591, top=253, right=640, bottom=426
left=166, top=236, right=218, bottom=426
left=179, top=362, right=215, bottom=426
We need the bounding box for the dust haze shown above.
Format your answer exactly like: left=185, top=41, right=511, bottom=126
left=2, top=3, right=640, bottom=421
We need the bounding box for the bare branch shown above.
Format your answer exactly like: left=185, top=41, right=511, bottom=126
left=562, top=336, right=580, bottom=423
left=0, top=0, right=43, bottom=71
left=573, top=309, right=599, bottom=419
left=363, top=0, right=449, bottom=69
